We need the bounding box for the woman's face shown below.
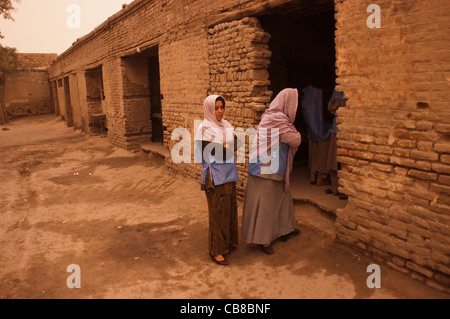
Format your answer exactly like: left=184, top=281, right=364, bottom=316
left=215, top=100, right=224, bottom=121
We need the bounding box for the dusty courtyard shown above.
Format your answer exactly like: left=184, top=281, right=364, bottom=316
left=0, top=114, right=448, bottom=299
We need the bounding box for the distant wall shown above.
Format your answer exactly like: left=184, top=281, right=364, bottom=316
left=4, top=54, right=57, bottom=118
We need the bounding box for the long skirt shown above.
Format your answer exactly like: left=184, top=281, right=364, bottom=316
left=241, top=174, right=296, bottom=245
left=327, top=133, right=339, bottom=194
left=202, top=169, right=238, bottom=257
left=326, top=133, right=338, bottom=172
left=309, top=139, right=330, bottom=179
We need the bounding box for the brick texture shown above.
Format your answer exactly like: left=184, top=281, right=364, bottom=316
left=335, top=0, right=450, bottom=292
left=4, top=53, right=57, bottom=118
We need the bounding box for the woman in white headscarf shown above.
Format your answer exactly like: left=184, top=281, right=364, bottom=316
left=241, top=88, right=302, bottom=255
left=195, top=95, right=239, bottom=265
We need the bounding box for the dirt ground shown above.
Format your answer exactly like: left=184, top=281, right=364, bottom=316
left=0, top=114, right=448, bottom=299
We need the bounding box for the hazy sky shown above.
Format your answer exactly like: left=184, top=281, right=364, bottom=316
left=0, top=0, right=135, bottom=54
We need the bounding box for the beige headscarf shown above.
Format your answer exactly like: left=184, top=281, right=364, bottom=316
left=250, top=88, right=301, bottom=192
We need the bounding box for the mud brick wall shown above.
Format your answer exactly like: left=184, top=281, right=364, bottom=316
left=4, top=53, right=56, bottom=119
left=48, top=0, right=270, bottom=146
left=18, top=53, right=57, bottom=70
left=162, top=21, right=210, bottom=179
left=164, top=17, right=273, bottom=197
left=73, top=71, right=92, bottom=132
left=102, top=58, right=126, bottom=148
left=68, top=73, right=83, bottom=130
left=4, top=70, right=53, bottom=118
left=50, top=81, right=60, bottom=116
left=334, top=0, right=450, bottom=291
left=56, top=79, right=67, bottom=121
left=207, top=17, right=272, bottom=197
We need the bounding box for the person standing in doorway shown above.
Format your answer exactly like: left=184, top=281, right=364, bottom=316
left=241, top=88, right=302, bottom=255
left=301, top=79, right=333, bottom=186
left=325, top=89, right=348, bottom=200
left=195, top=95, right=239, bottom=266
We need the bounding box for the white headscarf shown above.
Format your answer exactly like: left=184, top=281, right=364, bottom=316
left=195, top=95, right=234, bottom=144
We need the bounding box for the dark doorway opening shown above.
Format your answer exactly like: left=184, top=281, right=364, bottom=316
left=258, top=1, right=347, bottom=214
left=85, top=65, right=107, bottom=134
left=123, top=45, right=163, bottom=146
left=260, top=6, right=336, bottom=164
left=51, top=80, right=60, bottom=116
left=148, top=53, right=163, bottom=143
left=63, top=76, right=73, bottom=127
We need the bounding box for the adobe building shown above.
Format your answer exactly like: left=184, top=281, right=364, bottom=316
left=47, top=0, right=450, bottom=291
left=1, top=53, right=57, bottom=119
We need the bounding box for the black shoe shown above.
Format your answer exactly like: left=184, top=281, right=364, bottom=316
left=259, top=245, right=275, bottom=255
left=280, top=229, right=301, bottom=242
left=325, top=189, right=334, bottom=195
left=338, top=193, right=348, bottom=200
left=210, top=254, right=230, bottom=266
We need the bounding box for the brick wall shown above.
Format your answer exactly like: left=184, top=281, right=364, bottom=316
left=56, top=78, right=67, bottom=121
left=103, top=57, right=126, bottom=148
left=4, top=53, right=56, bottom=118
left=18, top=53, right=57, bottom=70
left=334, top=0, right=450, bottom=291
left=47, top=0, right=267, bottom=144
left=68, top=73, right=82, bottom=130
left=206, top=17, right=272, bottom=197
left=164, top=17, right=273, bottom=197
left=4, top=70, right=53, bottom=118
left=50, top=80, right=60, bottom=116
left=161, top=22, right=211, bottom=178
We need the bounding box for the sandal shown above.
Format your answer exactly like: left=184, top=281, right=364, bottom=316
left=280, top=229, right=301, bottom=242
left=210, top=254, right=230, bottom=266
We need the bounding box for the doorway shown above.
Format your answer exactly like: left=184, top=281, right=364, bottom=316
left=51, top=80, right=60, bottom=116
left=148, top=54, right=163, bottom=144
left=63, top=76, right=73, bottom=127
left=260, top=7, right=336, bottom=164
left=85, top=65, right=106, bottom=134
left=121, top=45, right=163, bottom=149
left=258, top=1, right=347, bottom=213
